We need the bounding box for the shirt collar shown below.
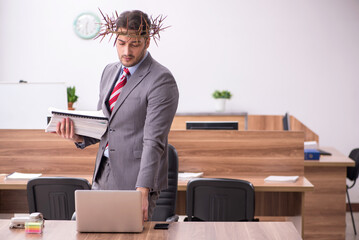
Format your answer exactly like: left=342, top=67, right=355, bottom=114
left=122, top=51, right=149, bottom=76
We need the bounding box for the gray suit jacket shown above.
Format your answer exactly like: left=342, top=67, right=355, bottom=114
left=80, top=53, right=179, bottom=191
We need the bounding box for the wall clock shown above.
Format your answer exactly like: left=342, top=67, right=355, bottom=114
left=73, top=12, right=101, bottom=39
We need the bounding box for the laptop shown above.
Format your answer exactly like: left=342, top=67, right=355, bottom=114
left=75, top=190, right=143, bottom=233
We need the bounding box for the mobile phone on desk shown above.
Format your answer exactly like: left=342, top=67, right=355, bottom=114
left=154, top=223, right=169, bottom=230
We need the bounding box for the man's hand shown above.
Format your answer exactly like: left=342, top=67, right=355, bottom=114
left=55, top=117, right=84, bottom=143
left=136, top=187, right=149, bottom=221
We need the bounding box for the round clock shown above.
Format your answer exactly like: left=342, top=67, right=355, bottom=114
left=73, top=12, right=101, bottom=39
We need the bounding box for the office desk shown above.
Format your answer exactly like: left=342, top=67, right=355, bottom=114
left=0, top=220, right=302, bottom=240
left=303, top=147, right=354, bottom=240
left=178, top=175, right=313, bottom=192
left=0, top=175, right=313, bottom=208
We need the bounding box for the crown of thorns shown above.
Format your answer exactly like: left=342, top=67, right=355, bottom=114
left=95, top=9, right=170, bottom=46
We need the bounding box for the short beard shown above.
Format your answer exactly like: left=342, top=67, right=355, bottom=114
left=120, top=43, right=147, bottom=67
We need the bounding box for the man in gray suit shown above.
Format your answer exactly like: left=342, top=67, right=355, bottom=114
left=56, top=10, right=179, bottom=221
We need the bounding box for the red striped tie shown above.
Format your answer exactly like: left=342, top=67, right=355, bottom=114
left=108, top=67, right=130, bottom=112
left=105, top=67, right=130, bottom=154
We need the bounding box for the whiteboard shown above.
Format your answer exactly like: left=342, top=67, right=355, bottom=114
left=0, top=82, right=67, bottom=129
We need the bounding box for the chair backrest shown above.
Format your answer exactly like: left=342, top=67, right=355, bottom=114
left=186, top=178, right=255, bottom=221
left=347, top=148, right=359, bottom=182
left=27, top=177, right=91, bottom=220
left=151, top=144, right=179, bottom=221
left=283, top=112, right=291, bottom=131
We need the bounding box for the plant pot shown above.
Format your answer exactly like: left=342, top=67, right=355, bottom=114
left=68, top=102, right=75, bottom=110
left=215, top=99, right=226, bottom=112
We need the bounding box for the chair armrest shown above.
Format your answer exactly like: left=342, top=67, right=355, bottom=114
left=71, top=212, right=76, bottom=221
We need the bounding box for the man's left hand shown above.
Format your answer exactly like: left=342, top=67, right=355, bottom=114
left=136, top=187, right=149, bottom=221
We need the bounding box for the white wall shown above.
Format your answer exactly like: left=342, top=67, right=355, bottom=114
left=1, top=0, right=359, bottom=199
left=0, top=83, right=67, bottom=129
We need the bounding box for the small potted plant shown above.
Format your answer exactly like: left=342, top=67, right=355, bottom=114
left=67, top=86, right=78, bottom=110
left=212, top=90, right=232, bottom=112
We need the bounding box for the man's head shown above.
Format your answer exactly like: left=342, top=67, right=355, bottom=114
left=115, top=10, right=151, bottom=67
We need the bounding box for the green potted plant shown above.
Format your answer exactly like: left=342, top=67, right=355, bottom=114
left=212, top=90, right=232, bottom=112
left=67, top=86, right=78, bottom=110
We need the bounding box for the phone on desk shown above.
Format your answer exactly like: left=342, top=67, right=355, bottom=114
left=154, top=223, right=169, bottom=230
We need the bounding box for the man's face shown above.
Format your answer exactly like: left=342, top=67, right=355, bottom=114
left=116, top=28, right=150, bottom=67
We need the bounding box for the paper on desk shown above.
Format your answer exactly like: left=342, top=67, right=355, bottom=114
left=264, top=176, right=299, bottom=183
left=5, top=172, right=42, bottom=180
left=178, top=172, right=203, bottom=180
left=304, top=141, right=318, bottom=149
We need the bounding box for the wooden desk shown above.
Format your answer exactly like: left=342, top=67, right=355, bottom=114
left=0, top=220, right=302, bottom=240
left=168, top=130, right=305, bottom=177
left=303, top=147, right=354, bottom=240
left=178, top=176, right=313, bottom=192
left=0, top=175, right=313, bottom=212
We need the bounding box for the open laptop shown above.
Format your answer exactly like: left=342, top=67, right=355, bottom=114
left=75, top=190, right=143, bottom=233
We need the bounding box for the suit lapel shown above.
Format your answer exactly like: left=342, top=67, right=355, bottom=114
left=102, top=63, right=122, bottom=119
left=109, top=53, right=152, bottom=122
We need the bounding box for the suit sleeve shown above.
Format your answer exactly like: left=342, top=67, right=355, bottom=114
left=75, top=136, right=100, bottom=149
left=135, top=72, right=179, bottom=189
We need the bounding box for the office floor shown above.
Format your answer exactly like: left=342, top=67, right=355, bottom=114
left=346, top=212, right=359, bottom=240
left=1, top=213, right=359, bottom=239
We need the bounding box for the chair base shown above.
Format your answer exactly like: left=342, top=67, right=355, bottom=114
left=347, top=186, right=357, bottom=235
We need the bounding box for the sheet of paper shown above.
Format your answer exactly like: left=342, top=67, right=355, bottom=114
left=178, top=172, right=204, bottom=180
left=5, top=172, right=42, bottom=180
left=264, top=175, right=299, bottom=183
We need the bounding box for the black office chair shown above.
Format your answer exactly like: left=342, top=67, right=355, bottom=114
left=27, top=177, right=91, bottom=220
left=347, top=148, right=359, bottom=235
left=186, top=178, right=256, bottom=221
left=283, top=112, right=291, bottom=131
left=151, top=144, right=179, bottom=222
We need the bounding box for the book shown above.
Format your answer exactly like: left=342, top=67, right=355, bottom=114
left=5, top=172, right=42, bottom=180
left=264, top=176, right=299, bottom=183
left=45, top=107, right=108, bottom=139
left=304, top=149, right=320, bottom=160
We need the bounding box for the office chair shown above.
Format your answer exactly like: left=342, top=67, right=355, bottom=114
left=283, top=112, right=291, bottom=131
left=347, top=148, right=359, bottom=235
left=27, top=177, right=91, bottom=220
left=186, top=178, right=256, bottom=221
left=151, top=144, right=179, bottom=222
